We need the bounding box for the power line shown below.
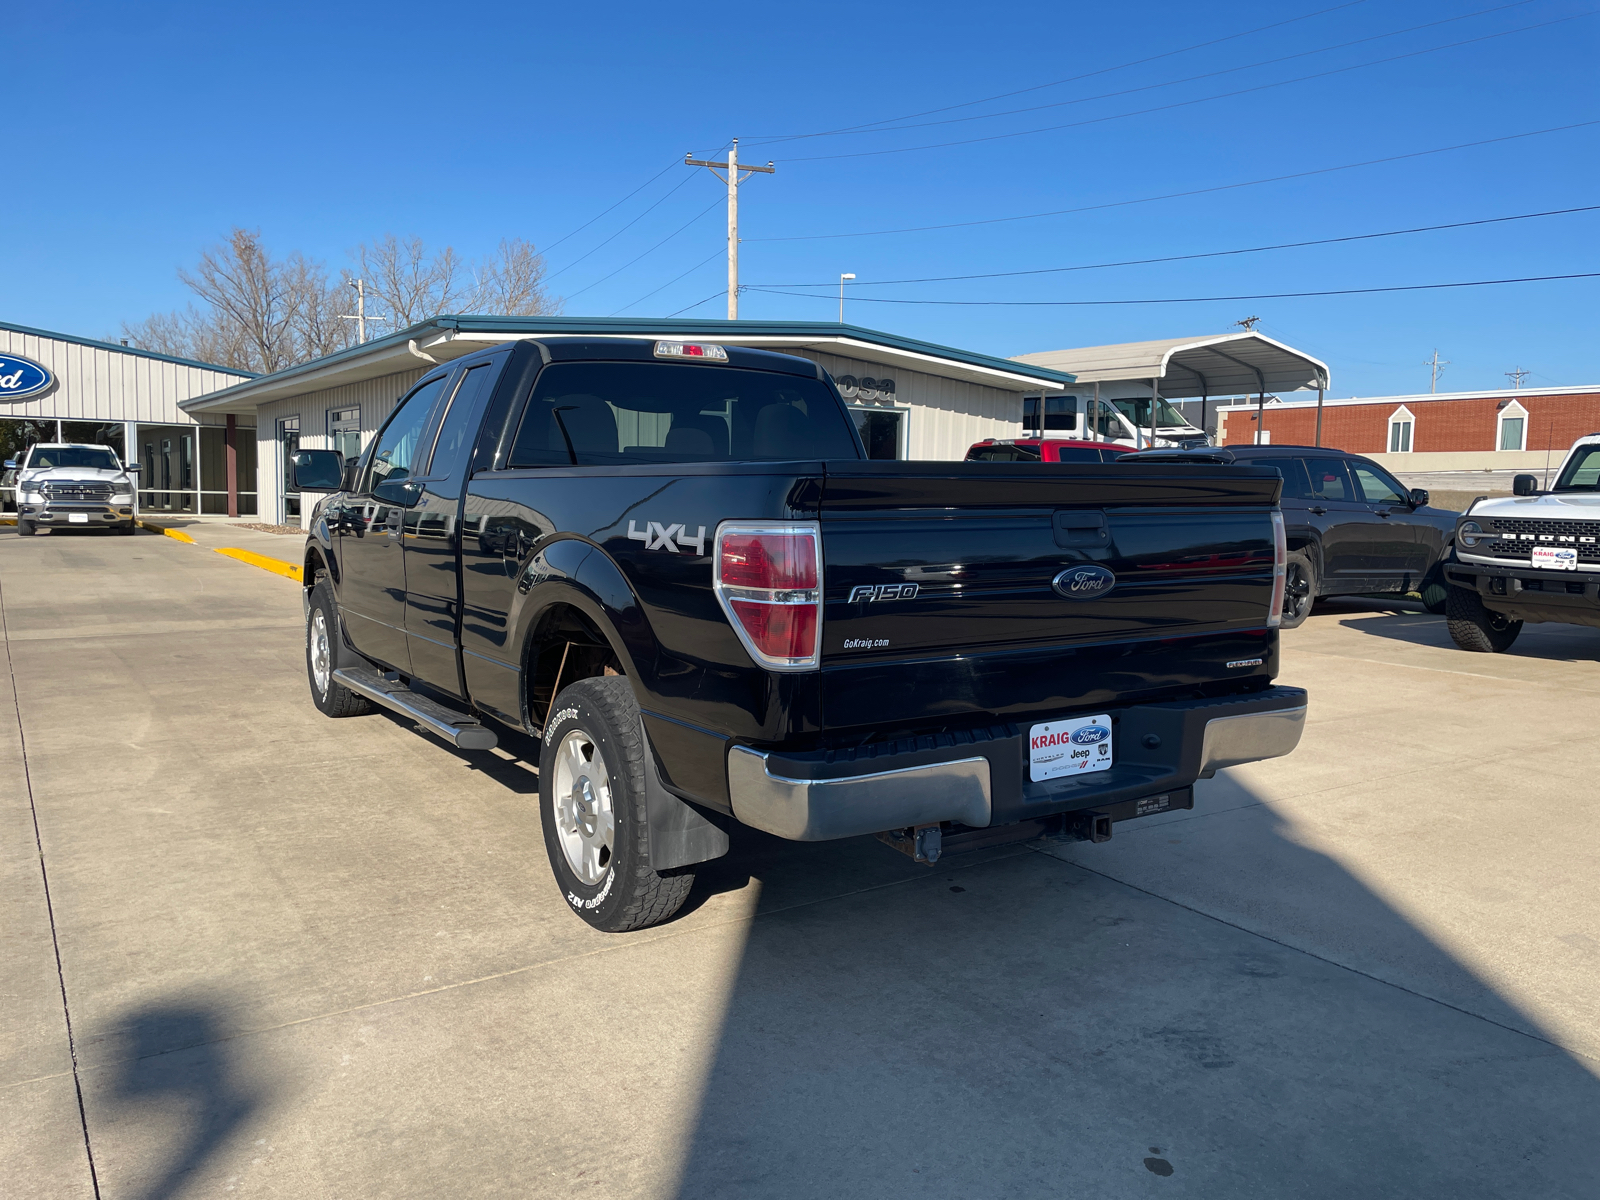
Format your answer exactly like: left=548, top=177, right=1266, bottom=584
left=666, top=286, right=734, bottom=318
left=746, top=272, right=1600, bottom=307
left=540, top=159, right=680, bottom=257
left=611, top=248, right=725, bottom=316
left=564, top=196, right=724, bottom=302
left=544, top=169, right=702, bottom=284
left=755, top=205, right=1600, bottom=289
left=758, top=0, right=1536, bottom=145
left=749, top=120, right=1600, bottom=242
left=783, top=10, right=1597, bottom=162
left=746, top=0, right=1376, bottom=145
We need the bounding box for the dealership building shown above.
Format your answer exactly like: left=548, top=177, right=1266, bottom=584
left=1216, top=383, right=1600, bottom=473
left=177, top=315, right=1080, bottom=525
left=0, top=321, right=256, bottom=513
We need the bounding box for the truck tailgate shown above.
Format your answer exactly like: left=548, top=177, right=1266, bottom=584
left=819, top=461, right=1281, bottom=732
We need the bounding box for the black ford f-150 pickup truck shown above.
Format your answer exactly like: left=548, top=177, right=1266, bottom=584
left=293, top=337, right=1307, bottom=931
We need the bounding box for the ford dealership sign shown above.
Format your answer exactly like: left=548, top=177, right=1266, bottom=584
left=0, top=353, right=54, bottom=403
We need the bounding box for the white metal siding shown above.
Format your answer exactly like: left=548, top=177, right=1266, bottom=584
left=0, top=329, right=249, bottom=425
left=788, top=350, right=1024, bottom=460
left=257, top=367, right=427, bottom=523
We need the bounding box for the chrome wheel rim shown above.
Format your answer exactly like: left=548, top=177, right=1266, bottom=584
left=310, top=607, right=332, bottom=695
left=552, top=729, right=615, bottom=885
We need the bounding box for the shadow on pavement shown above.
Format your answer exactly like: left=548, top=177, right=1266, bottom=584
left=99, top=1005, right=263, bottom=1200
left=666, top=778, right=1600, bottom=1199
left=1330, top=605, right=1600, bottom=660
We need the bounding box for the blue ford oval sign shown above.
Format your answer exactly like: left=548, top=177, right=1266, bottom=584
left=1052, top=564, right=1116, bottom=599
left=1070, top=724, right=1111, bottom=745
left=0, top=353, right=54, bottom=403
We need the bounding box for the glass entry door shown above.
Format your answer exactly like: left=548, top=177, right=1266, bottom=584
left=279, top=417, right=301, bottom=521
left=851, top=408, right=903, bottom=460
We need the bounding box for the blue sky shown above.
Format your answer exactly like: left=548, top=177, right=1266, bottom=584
left=4, top=0, right=1595, bottom=397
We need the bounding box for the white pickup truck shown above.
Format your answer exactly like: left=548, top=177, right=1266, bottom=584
left=5, top=443, right=140, bottom=536
left=1444, top=433, right=1600, bottom=651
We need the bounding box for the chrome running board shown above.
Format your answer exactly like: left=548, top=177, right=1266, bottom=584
left=333, top=666, right=499, bottom=750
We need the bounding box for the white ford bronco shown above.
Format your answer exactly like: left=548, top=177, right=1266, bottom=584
left=5, top=443, right=140, bottom=536
left=1443, top=434, right=1600, bottom=652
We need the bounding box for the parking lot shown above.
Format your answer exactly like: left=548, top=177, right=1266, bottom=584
left=4, top=523, right=1598, bottom=1199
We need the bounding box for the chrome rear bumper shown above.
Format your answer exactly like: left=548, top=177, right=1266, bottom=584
left=726, top=686, right=1307, bottom=842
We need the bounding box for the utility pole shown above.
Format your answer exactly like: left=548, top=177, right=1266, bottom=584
left=685, top=140, right=775, bottom=319
left=839, top=273, right=855, bottom=323
left=1233, top=315, right=1261, bottom=331
left=1424, top=348, right=1450, bottom=394
left=340, top=279, right=388, bottom=343
left=1505, top=366, right=1529, bottom=389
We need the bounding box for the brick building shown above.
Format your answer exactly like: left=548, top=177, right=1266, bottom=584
left=1216, top=384, right=1600, bottom=472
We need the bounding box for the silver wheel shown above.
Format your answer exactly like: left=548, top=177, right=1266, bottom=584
left=551, top=729, right=615, bottom=885
left=310, top=606, right=333, bottom=696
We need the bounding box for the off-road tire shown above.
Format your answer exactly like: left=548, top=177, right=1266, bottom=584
left=16, top=519, right=36, bottom=537
left=1280, top=550, right=1317, bottom=629
left=539, top=676, right=694, bottom=933
left=1420, top=564, right=1449, bottom=614
left=1445, top=584, right=1522, bottom=653
left=306, top=579, right=372, bottom=717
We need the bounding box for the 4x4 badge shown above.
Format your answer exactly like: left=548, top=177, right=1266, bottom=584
left=627, top=520, right=706, bottom=555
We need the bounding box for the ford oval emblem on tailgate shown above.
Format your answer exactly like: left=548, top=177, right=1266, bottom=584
left=1052, top=565, right=1115, bottom=599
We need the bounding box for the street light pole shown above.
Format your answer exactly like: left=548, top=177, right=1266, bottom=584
left=839, top=273, right=855, bottom=323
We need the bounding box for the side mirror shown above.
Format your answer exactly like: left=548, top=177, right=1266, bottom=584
left=2, top=460, right=15, bottom=471
left=1407, top=487, right=1429, bottom=508
left=123, top=462, right=141, bottom=473
left=292, top=449, right=345, bottom=492
left=1512, top=474, right=1539, bottom=497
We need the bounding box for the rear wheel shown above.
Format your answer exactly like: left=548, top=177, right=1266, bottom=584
left=306, top=580, right=372, bottom=716
left=1445, top=584, right=1522, bottom=653
left=1280, top=550, right=1316, bottom=629
left=539, top=676, right=693, bottom=932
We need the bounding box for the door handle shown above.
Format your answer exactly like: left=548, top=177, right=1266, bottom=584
left=384, top=509, right=402, bottom=536
left=1376, top=510, right=1392, bottom=518
left=1308, top=506, right=1327, bottom=515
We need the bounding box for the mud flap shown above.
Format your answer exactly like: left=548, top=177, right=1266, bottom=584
left=641, top=723, right=730, bottom=871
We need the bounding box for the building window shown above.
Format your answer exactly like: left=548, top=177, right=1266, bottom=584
left=1497, top=400, right=1528, bottom=452
left=1387, top=405, right=1414, bottom=453
left=328, top=406, right=362, bottom=460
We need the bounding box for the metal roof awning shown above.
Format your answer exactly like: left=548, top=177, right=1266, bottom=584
left=179, top=316, right=1076, bottom=415
left=1011, top=332, right=1329, bottom=398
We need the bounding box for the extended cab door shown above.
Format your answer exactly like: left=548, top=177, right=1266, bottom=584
left=337, top=372, right=452, bottom=671
left=402, top=357, right=506, bottom=695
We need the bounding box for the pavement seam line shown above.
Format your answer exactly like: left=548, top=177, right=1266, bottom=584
left=1028, top=843, right=1592, bottom=1062
left=0, top=572, right=103, bottom=1199
left=1289, top=648, right=1600, bottom=691
left=28, top=846, right=1034, bottom=1081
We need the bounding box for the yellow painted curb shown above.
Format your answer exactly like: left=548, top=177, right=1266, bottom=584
left=0, top=516, right=15, bottom=526
left=136, top=519, right=195, bottom=543
left=214, top=547, right=303, bottom=582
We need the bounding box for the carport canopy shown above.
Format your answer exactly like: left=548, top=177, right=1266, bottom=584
left=1012, top=332, right=1329, bottom=398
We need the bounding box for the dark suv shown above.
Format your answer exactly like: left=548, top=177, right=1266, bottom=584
left=1123, top=445, right=1458, bottom=627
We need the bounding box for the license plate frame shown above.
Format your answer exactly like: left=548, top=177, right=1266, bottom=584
left=1532, top=545, right=1578, bottom=571
left=1029, top=712, right=1114, bottom=782
left=67, top=513, right=90, bottom=524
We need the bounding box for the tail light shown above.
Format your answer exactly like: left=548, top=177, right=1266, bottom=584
left=714, top=521, right=823, bottom=671
left=1266, top=509, right=1287, bottom=628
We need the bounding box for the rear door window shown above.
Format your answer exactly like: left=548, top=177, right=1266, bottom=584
left=507, top=362, right=860, bottom=467
left=1248, top=456, right=1314, bottom=499
left=1304, top=458, right=1354, bottom=502
left=967, top=444, right=1042, bottom=462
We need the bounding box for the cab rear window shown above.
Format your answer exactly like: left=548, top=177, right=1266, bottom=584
left=966, top=444, right=1042, bottom=462
left=507, top=362, right=861, bottom=467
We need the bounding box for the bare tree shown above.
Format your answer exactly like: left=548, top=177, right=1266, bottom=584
left=124, top=229, right=558, bottom=372
left=355, top=235, right=560, bottom=329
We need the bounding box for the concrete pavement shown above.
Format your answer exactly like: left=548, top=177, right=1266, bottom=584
left=2, top=523, right=1597, bottom=1198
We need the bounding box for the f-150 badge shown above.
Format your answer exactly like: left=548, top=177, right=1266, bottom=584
left=627, top=520, right=707, bottom=555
